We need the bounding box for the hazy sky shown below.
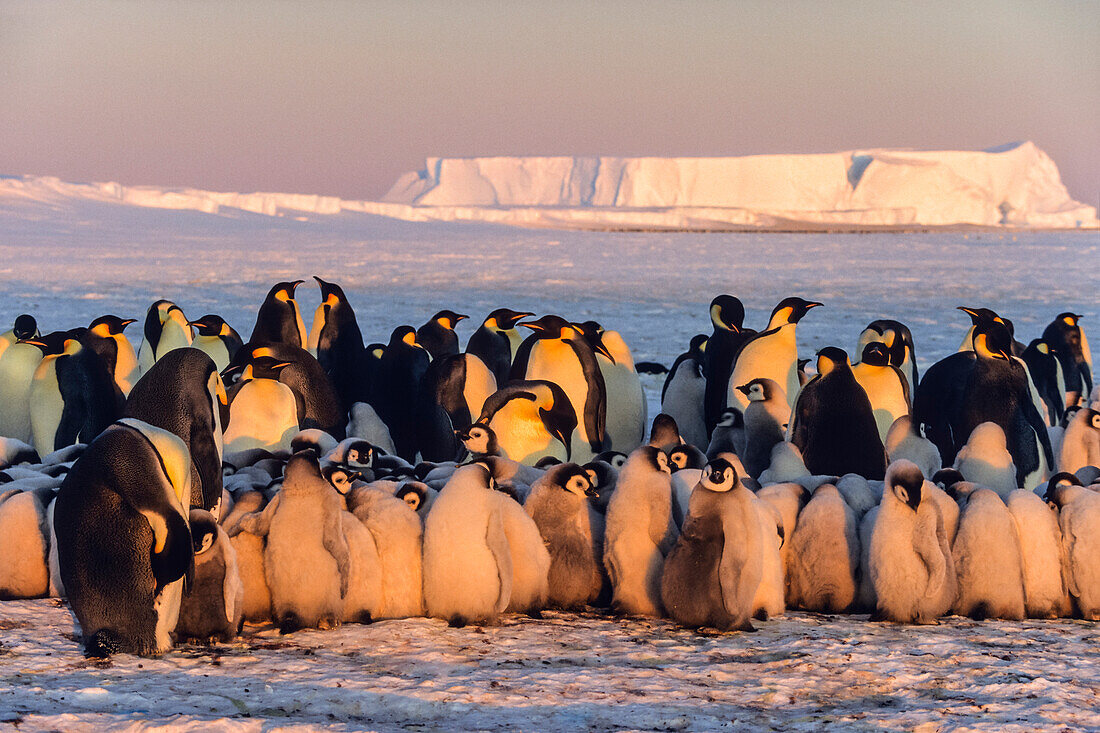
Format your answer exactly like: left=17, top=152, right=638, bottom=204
left=3, top=1, right=1097, bottom=203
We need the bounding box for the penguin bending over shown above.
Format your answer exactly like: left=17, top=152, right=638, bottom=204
left=473, top=381, right=577, bottom=465
left=660, top=334, right=708, bottom=450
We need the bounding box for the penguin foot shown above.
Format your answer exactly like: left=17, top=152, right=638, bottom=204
left=278, top=613, right=303, bottom=635
left=318, top=615, right=341, bottom=631
left=352, top=611, right=373, bottom=625
left=969, top=603, right=992, bottom=621
left=753, top=609, right=769, bottom=621
left=84, top=629, right=122, bottom=658
left=526, top=610, right=544, bottom=620
left=448, top=615, right=468, bottom=628
left=868, top=608, right=887, bottom=622
left=736, top=620, right=758, bottom=633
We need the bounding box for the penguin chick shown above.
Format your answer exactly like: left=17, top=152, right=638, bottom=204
left=750, top=495, right=786, bottom=620
left=757, top=441, right=811, bottom=486
left=347, top=486, right=424, bottom=619
left=952, top=488, right=1026, bottom=620
left=660, top=335, right=708, bottom=450
left=884, top=416, right=942, bottom=481
left=705, top=408, right=745, bottom=460
left=1005, top=489, right=1071, bottom=618
left=953, top=422, right=1017, bottom=499
left=1058, top=407, right=1100, bottom=475
left=737, top=378, right=790, bottom=480
left=524, top=463, right=604, bottom=610
left=786, top=482, right=860, bottom=612
left=176, top=509, right=243, bottom=642
left=603, top=446, right=677, bottom=616
left=1048, top=476, right=1100, bottom=620
left=493, top=487, right=550, bottom=615
left=0, top=488, right=52, bottom=599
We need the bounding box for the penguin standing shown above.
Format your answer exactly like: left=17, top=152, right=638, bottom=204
left=524, top=462, right=604, bottom=610
left=951, top=487, right=1026, bottom=620
left=175, top=508, right=243, bottom=642
left=0, top=486, right=54, bottom=599
left=790, top=347, right=887, bottom=480
left=474, top=380, right=577, bottom=465
left=952, top=422, right=1017, bottom=499
left=236, top=451, right=350, bottom=632
left=416, top=310, right=468, bottom=361
left=602, top=446, right=677, bottom=616
left=1005, top=489, right=1071, bottom=618
left=660, top=458, right=762, bottom=631
left=728, top=297, right=822, bottom=412
left=1057, top=407, right=1100, bottom=474
left=85, top=315, right=139, bottom=397
left=55, top=418, right=194, bottom=657
left=137, top=300, right=193, bottom=374
left=786, top=482, right=860, bottom=612
left=703, top=295, right=750, bottom=436
left=736, top=378, right=790, bottom=480
left=1042, top=312, right=1092, bottom=408
left=493, top=488, right=550, bottom=615
left=1047, top=475, right=1100, bottom=620
left=851, top=342, right=911, bottom=443
left=660, top=334, right=708, bottom=450
left=857, top=319, right=919, bottom=391
left=249, top=281, right=307, bottom=348
left=346, top=485, right=425, bottom=619
left=188, top=315, right=243, bottom=372
left=1021, top=339, right=1065, bottom=426
left=223, top=357, right=300, bottom=461
left=465, top=308, right=532, bottom=387
left=511, top=315, right=610, bottom=462
left=308, top=277, right=369, bottom=412
left=577, top=322, right=647, bottom=453
left=369, top=326, right=430, bottom=462
left=415, top=353, right=498, bottom=462
left=0, top=318, right=47, bottom=443
left=422, top=463, right=513, bottom=626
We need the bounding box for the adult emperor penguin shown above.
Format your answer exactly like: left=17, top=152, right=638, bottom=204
left=230, top=343, right=345, bottom=439
left=786, top=481, right=860, bottom=612
left=85, top=315, right=139, bottom=397
left=187, top=315, right=243, bottom=373
left=416, top=309, right=468, bottom=361
left=1042, top=312, right=1092, bottom=408
left=414, top=352, right=498, bottom=462
left=124, top=348, right=227, bottom=517
left=1047, top=475, right=1100, bottom=620
left=473, top=383, right=576, bottom=468
left=422, top=462, right=514, bottom=626
left=307, top=276, right=369, bottom=412
left=1021, top=338, right=1066, bottom=426
left=857, top=319, right=919, bottom=391
left=524, top=462, right=604, bottom=610
left=223, top=356, right=301, bottom=461
left=790, top=347, right=887, bottom=480
left=55, top=418, right=194, bottom=657
left=465, top=308, right=532, bottom=387
left=0, top=317, right=48, bottom=443
left=1005, top=488, right=1071, bottom=618
left=728, top=297, right=822, bottom=413
left=660, top=458, right=762, bottom=631
left=736, top=378, right=790, bottom=480
left=867, top=460, right=952, bottom=623
left=137, top=300, right=193, bottom=374
left=703, top=295, right=750, bottom=436
left=175, top=509, right=243, bottom=642
left=511, top=314, right=610, bottom=462
left=251, top=280, right=308, bottom=348
left=852, top=342, right=912, bottom=443
left=369, top=326, right=430, bottom=462
left=660, top=334, right=708, bottom=450
left=602, top=446, right=677, bottom=616
left=0, top=314, right=38, bottom=357
left=236, top=450, right=350, bottom=632
left=1057, top=406, right=1100, bottom=474
left=913, top=319, right=1052, bottom=489
left=952, top=487, right=1026, bottom=620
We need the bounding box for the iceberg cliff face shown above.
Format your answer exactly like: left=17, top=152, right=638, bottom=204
left=383, top=143, right=1097, bottom=229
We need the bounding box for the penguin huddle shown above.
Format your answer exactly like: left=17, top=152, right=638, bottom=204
left=0, top=284, right=1097, bottom=657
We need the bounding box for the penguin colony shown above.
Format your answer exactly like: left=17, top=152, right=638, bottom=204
left=0, top=282, right=1097, bottom=658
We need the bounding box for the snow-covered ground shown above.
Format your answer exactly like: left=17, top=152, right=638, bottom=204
left=0, top=192, right=1097, bottom=731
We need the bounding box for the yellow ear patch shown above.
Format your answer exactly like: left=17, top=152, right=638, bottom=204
left=774, top=307, right=794, bottom=323
left=241, top=364, right=255, bottom=381
left=403, top=331, right=417, bottom=346
left=325, top=293, right=340, bottom=307
left=1038, top=343, right=1049, bottom=354
left=485, top=317, right=498, bottom=330
left=710, top=303, right=723, bottom=327
left=91, top=323, right=112, bottom=338
left=1063, top=316, right=1076, bottom=326
left=252, top=347, right=274, bottom=358
left=275, top=289, right=292, bottom=303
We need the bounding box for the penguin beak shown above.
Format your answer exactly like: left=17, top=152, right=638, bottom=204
left=592, top=340, right=615, bottom=362
left=120, top=318, right=136, bottom=329
left=806, top=301, right=823, bottom=310
left=509, top=312, right=535, bottom=327
left=521, top=323, right=543, bottom=332
left=735, top=383, right=752, bottom=396
left=584, top=485, right=599, bottom=498
left=290, top=280, right=304, bottom=291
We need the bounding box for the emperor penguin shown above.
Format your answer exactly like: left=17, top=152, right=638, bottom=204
left=578, top=322, right=646, bottom=453
left=236, top=450, right=350, bottom=632
left=369, top=326, right=430, bottom=462
left=703, top=295, right=750, bottom=436
left=414, top=352, right=498, bottom=462
left=85, top=315, right=139, bottom=396
left=1047, top=475, right=1100, bottom=619
left=750, top=495, right=786, bottom=620
left=0, top=486, right=54, bottom=599
left=952, top=422, right=1017, bottom=499
left=736, top=378, right=790, bottom=480
left=951, top=487, right=1026, bottom=620
left=0, top=318, right=48, bottom=443
left=223, top=356, right=301, bottom=462
left=226, top=501, right=273, bottom=624
left=466, top=308, right=533, bottom=387
left=867, top=461, right=952, bottom=623
left=1057, top=407, right=1100, bottom=474
left=0, top=314, right=38, bottom=358
left=660, top=458, right=762, bottom=631
left=883, top=416, right=942, bottom=481
left=54, top=418, right=194, bottom=657
left=786, top=482, right=860, bottom=612
left=346, top=485, right=425, bottom=619
left=790, top=347, right=887, bottom=480
left=346, top=402, right=397, bottom=455
left=137, top=300, right=193, bottom=374
left=473, top=380, right=577, bottom=464
left=728, top=297, right=822, bottom=413
left=1042, top=312, right=1092, bottom=408
left=602, top=445, right=677, bottom=616
left=706, top=408, right=745, bottom=460
left=231, top=343, right=345, bottom=439
left=1021, top=338, right=1066, bottom=426
left=756, top=441, right=812, bottom=486
left=852, top=342, right=911, bottom=443
left=756, top=481, right=811, bottom=582
left=511, top=314, right=610, bottom=462
left=1005, top=489, right=1071, bottom=618
left=422, top=463, right=514, bottom=626
left=857, top=319, right=919, bottom=391
left=492, top=487, right=551, bottom=615
left=187, top=315, right=243, bottom=372
left=416, top=309, right=468, bottom=361
left=175, top=509, right=243, bottom=642
left=307, top=276, right=369, bottom=412
left=339, top=503, right=384, bottom=625
left=249, top=280, right=307, bottom=349
left=524, top=463, right=604, bottom=610
left=124, top=348, right=227, bottom=517
left=660, top=334, right=708, bottom=450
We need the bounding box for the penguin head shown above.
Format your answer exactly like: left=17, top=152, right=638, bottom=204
left=715, top=408, right=744, bottom=429
left=389, top=325, right=422, bottom=349
left=432, top=310, right=468, bottom=330
left=12, top=314, right=39, bottom=341
left=957, top=306, right=1006, bottom=328
left=769, top=297, right=823, bottom=326
left=321, top=463, right=362, bottom=495
left=342, top=440, right=375, bottom=469
left=886, top=459, right=924, bottom=511
left=594, top=450, right=628, bottom=469
left=483, top=308, right=533, bottom=331
left=395, top=481, right=429, bottom=512
left=456, top=422, right=497, bottom=456
left=931, top=468, right=965, bottom=493
left=972, top=321, right=1013, bottom=362
left=1044, top=471, right=1084, bottom=506
left=648, top=413, right=683, bottom=449
left=550, top=463, right=597, bottom=498
left=24, top=331, right=77, bottom=356
left=271, top=280, right=304, bottom=303
left=187, top=314, right=231, bottom=337
left=709, top=295, right=744, bottom=333
left=520, top=314, right=572, bottom=339
left=1087, top=408, right=1100, bottom=431
left=667, top=444, right=706, bottom=472
left=860, top=342, right=891, bottom=368
left=284, top=448, right=324, bottom=484
left=88, top=315, right=136, bottom=338
left=815, top=347, right=850, bottom=377
left=699, top=458, right=738, bottom=493
left=636, top=445, right=671, bottom=475
left=688, top=333, right=708, bottom=357
left=242, top=356, right=292, bottom=381
left=574, top=320, right=616, bottom=362
left=534, top=456, right=564, bottom=469
left=187, top=509, right=219, bottom=556
left=736, top=378, right=772, bottom=402
left=582, top=459, right=616, bottom=491
left=313, top=276, right=348, bottom=308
